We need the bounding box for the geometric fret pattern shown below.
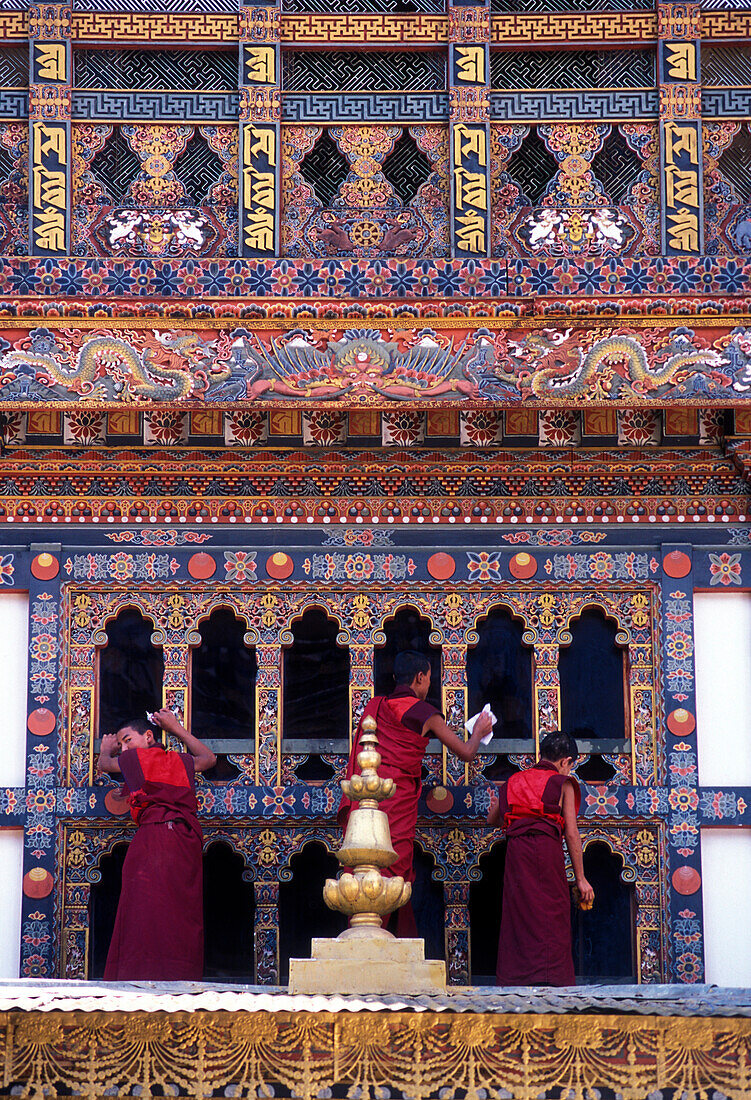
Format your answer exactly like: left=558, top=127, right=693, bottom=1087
left=504, top=129, right=559, bottom=205
left=490, top=48, right=655, bottom=90
left=491, top=0, right=652, bottom=10
left=717, top=125, right=751, bottom=203
left=0, top=48, right=28, bottom=87
left=283, top=51, right=446, bottom=92
left=74, top=49, right=238, bottom=91
left=592, top=127, right=644, bottom=204
left=702, top=46, right=751, bottom=86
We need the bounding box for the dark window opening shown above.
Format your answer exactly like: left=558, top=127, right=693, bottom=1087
left=382, top=130, right=433, bottom=204
left=469, top=841, right=506, bottom=984
left=283, top=608, right=350, bottom=746
left=278, top=842, right=346, bottom=982
left=203, top=841, right=255, bottom=982
left=88, top=128, right=142, bottom=205
left=575, top=755, right=617, bottom=784
left=293, top=754, right=337, bottom=782
left=573, top=841, right=635, bottom=982
left=374, top=605, right=442, bottom=711
left=591, top=127, right=644, bottom=204
left=299, top=131, right=350, bottom=207
left=98, top=608, right=164, bottom=738
left=191, top=608, right=256, bottom=744
left=504, top=129, right=559, bottom=206
left=467, top=607, right=533, bottom=746
left=559, top=609, right=627, bottom=744
left=89, top=842, right=128, bottom=980
left=385, top=844, right=445, bottom=960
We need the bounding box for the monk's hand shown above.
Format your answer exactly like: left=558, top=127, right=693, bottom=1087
left=152, top=707, right=183, bottom=736
left=576, top=876, right=595, bottom=905
left=473, top=711, right=493, bottom=740
left=97, top=733, right=120, bottom=774
left=100, top=733, right=119, bottom=757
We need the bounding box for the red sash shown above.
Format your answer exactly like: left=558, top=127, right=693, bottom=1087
left=119, top=746, right=198, bottom=828
left=503, top=764, right=580, bottom=830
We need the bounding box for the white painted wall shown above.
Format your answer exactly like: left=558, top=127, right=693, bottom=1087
left=701, top=829, right=751, bottom=986
left=0, top=830, right=23, bottom=977
left=694, top=591, right=751, bottom=786
left=0, top=592, right=29, bottom=787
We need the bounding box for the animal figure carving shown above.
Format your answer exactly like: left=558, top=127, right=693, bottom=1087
left=0, top=332, right=233, bottom=402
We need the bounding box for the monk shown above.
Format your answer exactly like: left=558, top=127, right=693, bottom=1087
left=488, top=730, right=594, bottom=986
left=97, top=709, right=216, bottom=981
left=339, top=650, right=492, bottom=936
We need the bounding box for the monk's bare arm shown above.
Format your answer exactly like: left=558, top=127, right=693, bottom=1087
left=562, top=782, right=594, bottom=903
left=96, top=733, right=122, bottom=776
left=423, top=711, right=492, bottom=762
left=153, top=708, right=217, bottom=772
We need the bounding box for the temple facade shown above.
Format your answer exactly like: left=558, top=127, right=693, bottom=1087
left=0, top=0, right=749, bottom=990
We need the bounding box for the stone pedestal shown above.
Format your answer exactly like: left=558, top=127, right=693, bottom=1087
left=289, top=936, right=447, bottom=995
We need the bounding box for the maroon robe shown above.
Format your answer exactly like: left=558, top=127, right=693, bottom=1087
left=496, top=761, right=581, bottom=987
left=104, top=745, right=204, bottom=981
left=338, top=689, right=439, bottom=936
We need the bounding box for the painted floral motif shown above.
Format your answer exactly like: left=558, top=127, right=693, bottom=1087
left=0, top=553, right=14, bottom=586
left=502, top=530, right=607, bottom=546
left=460, top=410, right=502, bottom=447
left=223, top=551, right=257, bottom=581
left=302, top=553, right=416, bottom=582
left=63, top=411, right=106, bottom=446
left=544, top=551, right=648, bottom=581
left=699, top=790, right=748, bottom=820
left=64, top=553, right=179, bottom=581
left=583, top=787, right=620, bottom=816
left=617, top=408, right=661, bottom=446
left=708, top=551, right=742, bottom=586
left=382, top=411, right=425, bottom=447
left=105, top=530, right=212, bottom=545
left=225, top=410, right=268, bottom=446
left=302, top=410, right=347, bottom=446
left=538, top=410, right=580, bottom=447
left=322, top=529, right=394, bottom=547
left=144, top=411, right=189, bottom=445
left=466, top=551, right=502, bottom=581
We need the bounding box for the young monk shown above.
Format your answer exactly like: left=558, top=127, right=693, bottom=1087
left=97, top=708, right=216, bottom=981
left=487, top=730, right=594, bottom=986
left=339, top=650, right=492, bottom=936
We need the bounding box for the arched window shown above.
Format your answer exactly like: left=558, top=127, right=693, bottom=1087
left=191, top=608, right=257, bottom=746
left=278, top=841, right=345, bottom=982
left=98, top=608, right=164, bottom=737
left=573, top=841, right=635, bottom=981
left=88, top=842, right=128, bottom=980
left=282, top=608, right=350, bottom=749
left=374, top=605, right=442, bottom=709
left=203, top=841, right=255, bottom=982
left=467, top=606, right=533, bottom=746
left=469, top=841, right=506, bottom=984
left=559, top=608, right=628, bottom=749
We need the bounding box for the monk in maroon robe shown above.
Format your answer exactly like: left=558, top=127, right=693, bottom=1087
left=339, top=650, right=492, bottom=936
left=488, top=730, right=594, bottom=986
left=97, top=709, right=216, bottom=981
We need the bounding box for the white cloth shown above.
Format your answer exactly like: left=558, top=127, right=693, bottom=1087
left=465, top=703, right=497, bottom=745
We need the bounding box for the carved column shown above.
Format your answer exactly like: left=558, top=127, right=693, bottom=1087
left=445, top=880, right=471, bottom=985
left=239, top=0, right=281, bottom=258
left=448, top=0, right=491, bottom=259
left=256, top=641, right=281, bottom=784
left=443, top=639, right=468, bottom=784
left=28, top=3, right=71, bottom=256
left=658, top=2, right=703, bottom=255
